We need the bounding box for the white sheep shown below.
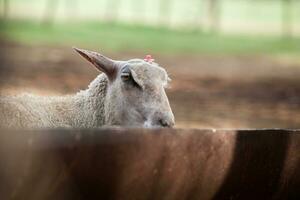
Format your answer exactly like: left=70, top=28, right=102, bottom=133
left=0, top=48, right=175, bottom=128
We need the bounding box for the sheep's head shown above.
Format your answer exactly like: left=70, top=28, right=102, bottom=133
left=74, top=48, right=175, bottom=128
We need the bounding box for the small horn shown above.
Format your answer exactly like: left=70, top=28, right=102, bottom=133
left=73, top=47, right=118, bottom=81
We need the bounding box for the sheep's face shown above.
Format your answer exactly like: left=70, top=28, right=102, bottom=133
left=74, top=48, right=175, bottom=128
left=106, top=59, right=175, bottom=127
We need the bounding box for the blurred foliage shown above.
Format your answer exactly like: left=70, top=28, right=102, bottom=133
left=1, top=0, right=300, bottom=35
left=0, top=20, right=300, bottom=55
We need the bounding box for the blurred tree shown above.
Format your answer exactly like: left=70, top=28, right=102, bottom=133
left=2, top=0, right=9, bottom=19
left=43, top=0, right=59, bottom=25
left=159, top=0, right=171, bottom=26
left=193, top=0, right=203, bottom=29
left=104, top=0, right=121, bottom=23
left=281, top=0, right=293, bottom=37
left=132, top=0, right=144, bottom=22
left=207, top=0, right=220, bottom=33
left=66, top=0, right=78, bottom=20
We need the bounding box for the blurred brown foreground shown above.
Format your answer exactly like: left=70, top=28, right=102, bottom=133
left=1, top=41, right=300, bottom=128
left=0, top=129, right=299, bottom=200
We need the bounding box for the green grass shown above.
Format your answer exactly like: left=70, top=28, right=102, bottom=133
left=1, top=20, right=300, bottom=55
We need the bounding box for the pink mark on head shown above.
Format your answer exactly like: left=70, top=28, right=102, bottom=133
left=144, top=55, right=154, bottom=63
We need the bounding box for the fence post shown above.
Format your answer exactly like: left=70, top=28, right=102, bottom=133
left=104, top=0, right=121, bottom=23
left=282, top=0, right=293, bottom=38
left=43, top=0, right=59, bottom=25
left=66, top=0, right=78, bottom=21
left=207, top=0, right=221, bottom=33
left=131, top=0, right=145, bottom=23
left=159, top=0, right=171, bottom=26
left=2, top=0, right=9, bottom=19
left=194, top=0, right=203, bottom=30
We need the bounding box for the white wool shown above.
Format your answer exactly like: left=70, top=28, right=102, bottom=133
left=0, top=74, right=108, bottom=129
left=0, top=57, right=175, bottom=129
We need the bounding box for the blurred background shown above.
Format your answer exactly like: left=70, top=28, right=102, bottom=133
left=0, top=0, right=299, bottom=128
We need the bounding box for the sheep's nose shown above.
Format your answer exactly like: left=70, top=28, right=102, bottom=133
left=152, top=111, right=175, bottom=128
left=158, top=118, right=175, bottom=128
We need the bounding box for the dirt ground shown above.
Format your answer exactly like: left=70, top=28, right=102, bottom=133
left=1, top=41, right=300, bottom=128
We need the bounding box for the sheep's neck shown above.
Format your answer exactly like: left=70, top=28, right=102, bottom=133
left=72, top=74, right=108, bottom=128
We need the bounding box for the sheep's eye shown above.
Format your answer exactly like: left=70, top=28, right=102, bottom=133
left=121, top=72, right=131, bottom=81
left=121, top=65, right=142, bottom=89
left=121, top=71, right=142, bottom=89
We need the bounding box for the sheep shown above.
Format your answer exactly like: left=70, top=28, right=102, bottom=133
left=0, top=48, right=175, bottom=129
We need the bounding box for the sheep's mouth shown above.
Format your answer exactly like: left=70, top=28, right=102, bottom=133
left=143, top=120, right=152, bottom=128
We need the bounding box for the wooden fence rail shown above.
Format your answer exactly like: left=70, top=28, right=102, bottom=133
left=0, top=129, right=299, bottom=200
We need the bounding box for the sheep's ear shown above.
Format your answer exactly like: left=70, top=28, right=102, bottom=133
left=73, top=47, right=119, bottom=81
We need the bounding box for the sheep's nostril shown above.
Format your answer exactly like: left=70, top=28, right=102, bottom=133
left=158, top=119, right=170, bottom=127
